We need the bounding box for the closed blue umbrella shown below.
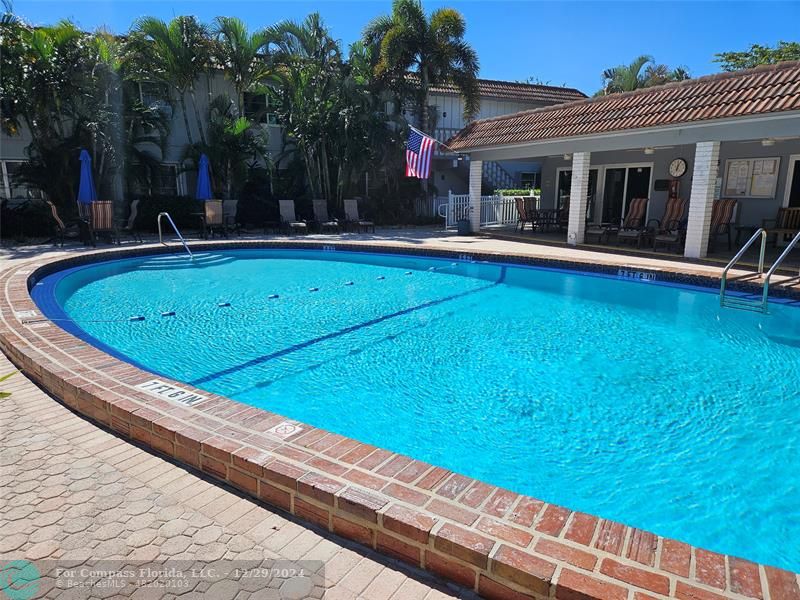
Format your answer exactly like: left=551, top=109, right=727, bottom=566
left=195, top=154, right=212, bottom=201
left=77, top=149, right=97, bottom=204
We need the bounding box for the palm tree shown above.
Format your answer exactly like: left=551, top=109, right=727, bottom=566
left=212, top=16, right=274, bottom=115
left=598, top=56, right=691, bottom=95
left=126, top=16, right=211, bottom=145
left=363, top=0, right=479, bottom=132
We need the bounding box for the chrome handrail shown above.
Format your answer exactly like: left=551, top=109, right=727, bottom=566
left=720, top=228, right=766, bottom=306
left=157, top=212, right=193, bottom=260
left=761, top=229, right=800, bottom=308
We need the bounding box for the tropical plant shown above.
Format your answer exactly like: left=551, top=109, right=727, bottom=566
left=126, top=16, right=212, bottom=145
left=0, top=371, right=17, bottom=399
left=363, top=0, right=480, bottom=132
left=213, top=16, right=275, bottom=114
left=187, top=94, right=269, bottom=199
left=597, top=55, right=690, bottom=95
left=715, top=41, right=800, bottom=71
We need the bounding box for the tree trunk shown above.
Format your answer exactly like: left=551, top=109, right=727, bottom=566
left=178, top=93, right=195, bottom=146
left=189, top=86, right=207, bottom=146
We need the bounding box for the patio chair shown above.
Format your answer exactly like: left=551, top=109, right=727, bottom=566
left=343, top=198, right=375, bottom=233
left=199, top=200, right=225, bottom=239
left=653, top=218, right=687, bottom=253
left=278, top=199, right=308, bottom=235
left=514, top=197, right=533, bottom=232
left=312, top=198, right=341, bottom=233
left=114, top=198, right=142, bottom=244
left=618, top=197, right=685, bottom=249
left=763, top=207, right=800, bottom=247
left=223, top=199, right=240, bottom=237
left=89, top=200, right=116, bottom=245
left=586, top=198, right=648, bottom=245
left=46, top=201, right=88, bottom=247
left=708, top=198, right=738, bottom=252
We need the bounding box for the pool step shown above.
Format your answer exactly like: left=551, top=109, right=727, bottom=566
left=720, top=295, right=767, bottom=313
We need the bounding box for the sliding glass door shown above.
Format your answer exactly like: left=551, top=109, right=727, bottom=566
left=556, top=169, right=598, bottom=217
left=602, top=166, right=651, bottom=224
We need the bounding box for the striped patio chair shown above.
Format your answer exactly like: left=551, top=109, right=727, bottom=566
left=46, top=201, right=67, bottom=247
left=514, top=197, right=532, bottom=232
left=114, top=198, right=142, bottom=244
left=619, top=197, right=685, bottom=249
left=709, top=198, right=738, bottom=252
left=89, top=200, right=115, bottom=246
left=201, top=200, right=225, bottom=239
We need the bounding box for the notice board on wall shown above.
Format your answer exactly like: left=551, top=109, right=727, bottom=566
left=723, top=157, right=780, bottom=198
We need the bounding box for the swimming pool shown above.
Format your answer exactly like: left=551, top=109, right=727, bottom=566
left=32, top=248, right=800, bottom=571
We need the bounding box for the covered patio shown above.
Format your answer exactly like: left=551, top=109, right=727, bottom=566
left=448, top=61, right=800, bottom=274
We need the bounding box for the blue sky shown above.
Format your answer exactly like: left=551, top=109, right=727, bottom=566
left=13, top=1, right=800, bottom=94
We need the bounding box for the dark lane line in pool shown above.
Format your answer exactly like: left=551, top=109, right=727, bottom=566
left=188, top=271, right=506, bottom=387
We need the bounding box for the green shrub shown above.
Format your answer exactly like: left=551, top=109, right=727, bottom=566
left=133, top=195, right=200, bottom=233
left=496, top=188, right=541, bottom=197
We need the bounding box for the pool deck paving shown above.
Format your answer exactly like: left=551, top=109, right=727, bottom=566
left=0, top=349, right=474, bottom=600
left=1, top=229, right=799, bottom=600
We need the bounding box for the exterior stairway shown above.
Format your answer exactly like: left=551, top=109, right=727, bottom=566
left=482, top=160, right=516, bottom=190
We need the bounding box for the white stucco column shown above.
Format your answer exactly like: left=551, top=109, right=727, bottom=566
left=684, top=141, right=720, bottom=258
left=469, top=158, right=483, bottom=233
left=567, top=152, right=591, bottom=246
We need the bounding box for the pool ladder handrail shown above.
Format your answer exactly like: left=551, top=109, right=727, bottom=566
left=719, top=228, right=766, bottom=313
left=761, top=229, right=800, bottom=309
left=157, top=212, right=193, bottom=260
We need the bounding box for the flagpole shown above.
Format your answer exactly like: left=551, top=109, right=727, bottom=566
left=408, top=124, right=462, bottom=155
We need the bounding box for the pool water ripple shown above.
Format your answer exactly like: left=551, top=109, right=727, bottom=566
left=33, top=248, right=800, bottom=571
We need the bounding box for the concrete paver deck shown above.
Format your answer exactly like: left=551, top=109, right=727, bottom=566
left=0, top=349, right=474, bottom=599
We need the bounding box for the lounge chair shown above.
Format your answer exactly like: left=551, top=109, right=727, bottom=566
left=89, top=200, right=116, bottom=245
left=223, top=199, right=240, bottom=237
left=344, top=198, right=375, bottom=233
left=585, top=198, right=648, bottom=245
left=312, top=199, right=341, bottom=233
left=114, top=198, right=142, bottom=244
left=708, top=198, right=738, bottom=252
left=278, top=199, right=307, bottom=235
left=763, top=206, right=800, bottom=247
left=618, top=197, right=685, bottom=249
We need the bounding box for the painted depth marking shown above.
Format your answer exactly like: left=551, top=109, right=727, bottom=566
left=136, top=379, right=208, bottom=407
left=267, top=421, right=303, bottom=439
left=617, top=268, right=656, bottom=282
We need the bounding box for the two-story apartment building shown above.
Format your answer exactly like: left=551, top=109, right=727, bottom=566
left=0, top=73, right=584, bottom=206
left=424, top=78, right=585, bottom=194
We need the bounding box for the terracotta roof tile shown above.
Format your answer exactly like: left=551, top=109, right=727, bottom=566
left=448, top=61, right=800, bottom=150
left=428, top=77, right=586, bottom=105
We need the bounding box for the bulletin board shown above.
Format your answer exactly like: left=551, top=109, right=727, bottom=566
left=723, top=157, right=780, bottom=198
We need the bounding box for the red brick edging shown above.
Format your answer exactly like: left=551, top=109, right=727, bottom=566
left=1, top=241, right=798, bottom=600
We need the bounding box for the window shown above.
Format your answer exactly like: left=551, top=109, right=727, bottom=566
left=152, top=164, right=180, bottom=196
left=139, top=82, right=170, bottom=108
left=0, top=161, right=42, bottom=201
left=520, top=172, right=540, bottom=189
left=243, top=92, right=278, bottom=125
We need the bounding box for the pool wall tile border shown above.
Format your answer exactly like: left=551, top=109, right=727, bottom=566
left=2, top=240, right=800, bottom=600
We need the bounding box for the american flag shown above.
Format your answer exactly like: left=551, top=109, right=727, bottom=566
left=405, top=128, right=436, bottom=179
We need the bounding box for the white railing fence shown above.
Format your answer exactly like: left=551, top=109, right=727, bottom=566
left=438, top=191, right=540, bottom=229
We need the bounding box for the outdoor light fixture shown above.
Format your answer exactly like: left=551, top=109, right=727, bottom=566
left=761, top=138, right=776, bottom=147
left=644, top=147, right=655, bottom=155
left=563, top=153, right=572, bottom=161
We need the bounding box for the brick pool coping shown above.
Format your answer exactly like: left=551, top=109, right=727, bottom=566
left=2, top=240, right=799, bottom=600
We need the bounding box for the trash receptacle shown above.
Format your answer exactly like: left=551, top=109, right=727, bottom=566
left=457, top=219, right=472, bottom=235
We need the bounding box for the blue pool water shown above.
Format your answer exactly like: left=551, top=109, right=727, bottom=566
left=33, top=249, right=800, bottom=570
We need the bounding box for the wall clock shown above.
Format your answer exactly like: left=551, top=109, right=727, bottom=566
left=669, top=158, right=688, bottom=178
